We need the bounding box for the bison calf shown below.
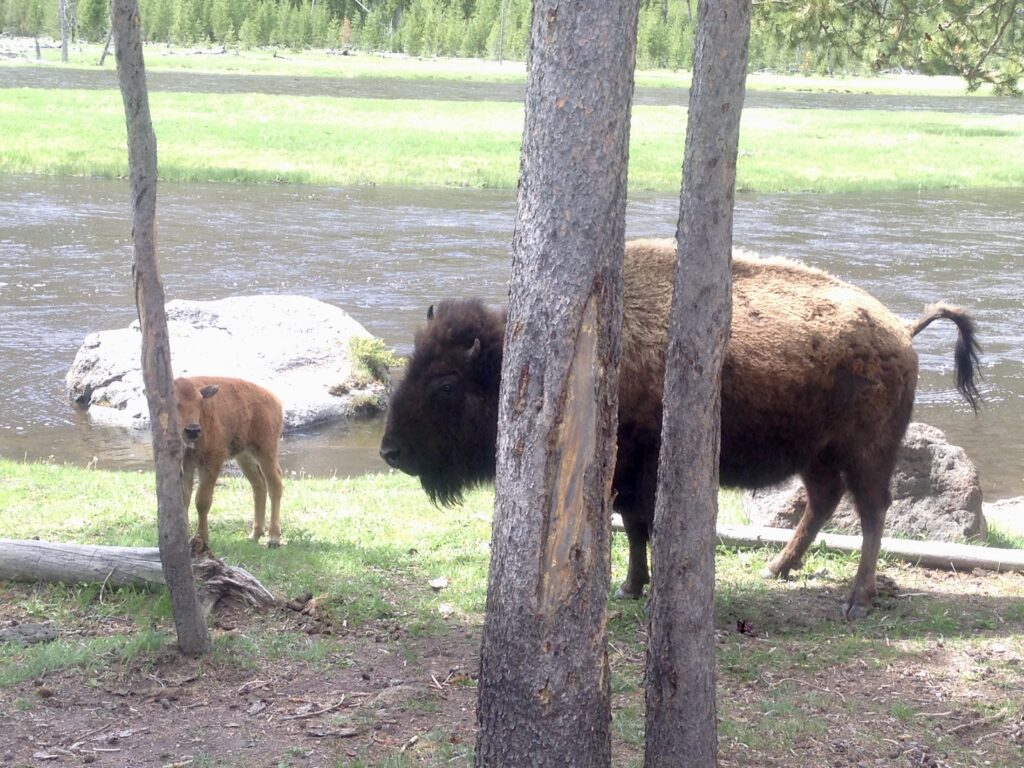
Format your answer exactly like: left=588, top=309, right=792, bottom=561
left=379, top=239, right=981, bottom=619
left=174, top=376, right=285, bottom=548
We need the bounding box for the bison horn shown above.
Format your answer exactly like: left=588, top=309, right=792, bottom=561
left=427, top=304, right=434, bottom=321
left=467, top=338, right=481, bottom=361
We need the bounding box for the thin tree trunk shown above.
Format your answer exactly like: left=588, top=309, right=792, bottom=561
left=474, top=1, right=639, bottom=765
left=645, top=1, right=751, bottom=766
left=59, top=0, right=69, bottom=62
left=111, top=0, right=209, bottom=656
left=99, top=27, right=113, bottom=66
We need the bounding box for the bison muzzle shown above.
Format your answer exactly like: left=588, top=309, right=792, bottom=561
left=380, top=239, right=981, bottom=619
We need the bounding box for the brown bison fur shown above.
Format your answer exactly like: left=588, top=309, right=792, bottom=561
left=175, top=376, right=285, bottom=549
left=380, top=238, right=981, bottom=619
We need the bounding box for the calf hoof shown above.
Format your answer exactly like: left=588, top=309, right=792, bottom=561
left=267, top=539, right=281, bottom=549
left=248, top=529, right=264, bottom=542
left=189, top=536, right=210, bottom=557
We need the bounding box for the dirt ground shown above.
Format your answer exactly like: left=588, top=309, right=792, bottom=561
left=2, top=561, right=1023, bottom=768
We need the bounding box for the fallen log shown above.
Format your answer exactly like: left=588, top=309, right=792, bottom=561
left=0, top=539, right=277, bottom=613
left=714, top=524, right=1024, bottom=573
left=608, top=517, right=1024, bottom=573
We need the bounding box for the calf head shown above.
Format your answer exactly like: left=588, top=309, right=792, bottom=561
left=380, top=300, right=506, bottom=506
left=173, top=378, right=220, bottom=449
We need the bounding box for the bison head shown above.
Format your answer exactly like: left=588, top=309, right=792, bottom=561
left=379, top=300, right=506, bottom=506
left=173, top=377, right=219, bottom=449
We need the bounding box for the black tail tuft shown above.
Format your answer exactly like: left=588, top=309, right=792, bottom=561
left=911, top=303, right=982, bottom=412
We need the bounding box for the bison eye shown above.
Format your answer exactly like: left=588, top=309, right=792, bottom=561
left=429, top=374, right=461, bottom=400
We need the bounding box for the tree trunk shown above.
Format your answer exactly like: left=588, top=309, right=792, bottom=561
left=111, top=0, right=210, bottom=656
left=99, top=27, right=113, bottom=66
left=645, top=1, right=751, bottom=766
left=59, top=0, right=69, bottom=62
left=474, top=1, right=639, bottom=765
left=0, top=539, right=278, bottom=610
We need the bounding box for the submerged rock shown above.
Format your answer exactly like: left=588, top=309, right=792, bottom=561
left=65, top=295, right=389, bottom=432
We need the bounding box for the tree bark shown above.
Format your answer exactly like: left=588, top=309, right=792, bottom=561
left=0, top=539, right=278, bottom=610
left=59, top=0, right=69, bottom=62
left=474, top=1, right=639, bottom=765
left=99, top=27, right=113, bottom=66
left=111, top=0, right=209, bottom=656
left=645, top=1, right=751, bottom=766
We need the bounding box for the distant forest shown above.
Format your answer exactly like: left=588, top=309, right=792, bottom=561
left=3, top=0, right=1022, bottom=91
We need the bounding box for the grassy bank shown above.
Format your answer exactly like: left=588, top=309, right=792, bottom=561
left=1, top=88, right=1022, bottom=192
left=0, top=38, right=999, bottom=96
left=2, top=459, right=1023, bottom=766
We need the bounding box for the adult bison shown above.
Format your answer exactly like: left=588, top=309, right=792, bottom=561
left=380, top=239, right=980, bottom=618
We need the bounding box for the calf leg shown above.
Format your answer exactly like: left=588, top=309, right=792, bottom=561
left=763, top=458, right=844, bottom=580
left=193, top=462, right=222, bottom=547
left=236, top=453, right=269, bottom=543
left=259, top=452, right=284, bottom=548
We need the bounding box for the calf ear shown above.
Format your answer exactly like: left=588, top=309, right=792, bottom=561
left=427, top=304, right=434, bottom=321
left=200, top=384, right=220, bottom=399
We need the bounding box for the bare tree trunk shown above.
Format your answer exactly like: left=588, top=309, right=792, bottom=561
left=644, top=1, right=751, bottom=766
left=474, top=1, right=639, bottom=765
left=99, top=27, right=113, bottom=66
left=111, top=0, right=209, bottom=657
left=59, top=0, right=69, bottom=62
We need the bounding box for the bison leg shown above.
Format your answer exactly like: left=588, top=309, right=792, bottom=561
left=763, top=459, right=844, bottom=580
left=843, top=471, right=892, bottom=620
left=615, top=513, right=650, bottom=599
left=236, top=453, right=269, bottom=544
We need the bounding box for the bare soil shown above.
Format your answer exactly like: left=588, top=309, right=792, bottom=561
left=2, top=560, right=1023, bottom=768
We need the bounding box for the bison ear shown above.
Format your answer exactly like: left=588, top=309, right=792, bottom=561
left=200, top=384, right=219, bottom=399
left=427, top=304, right=434, bottom=321
left=466, top=337, right=481, bottom=361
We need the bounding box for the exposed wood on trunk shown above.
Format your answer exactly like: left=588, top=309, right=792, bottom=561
left=645, top=1, right=751, bottom=765
left=474, top=1, right=639, bottom=764
left=0, top=539, right=277, bottom=612
left=111, top=0, right=209, bottom=656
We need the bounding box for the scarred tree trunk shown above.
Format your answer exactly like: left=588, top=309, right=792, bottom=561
left=645, top=0, right=751, bottom=765
left=474, top=1, right=639, bottom=765
left=111, top=0, right=209, bottom=656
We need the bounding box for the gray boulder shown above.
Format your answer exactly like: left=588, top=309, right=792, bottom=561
left=741, top=422, right=986, bottom=542
left=65, top=295, right=388, bottom=431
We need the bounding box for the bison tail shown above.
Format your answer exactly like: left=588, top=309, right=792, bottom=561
left=910, top=303, right=982, bottom=412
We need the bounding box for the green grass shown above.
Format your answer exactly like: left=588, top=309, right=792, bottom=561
left=4, top=40, right=996, bottom=96
left=3, top=459, right=1023, bottom=766
left=1, top=88, right=1021, bottom=192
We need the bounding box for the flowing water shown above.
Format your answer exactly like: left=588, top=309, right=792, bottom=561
left=1, top=176, right=1021, bottom=498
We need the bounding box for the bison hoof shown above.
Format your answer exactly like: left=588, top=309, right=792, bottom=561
left=760, top=564, right=790, bottom=580
left=267, top=539, right=281, bottom=549
left=614, top=584, right=645, bottom=600
left=843, top=606, right=868, bottom=622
